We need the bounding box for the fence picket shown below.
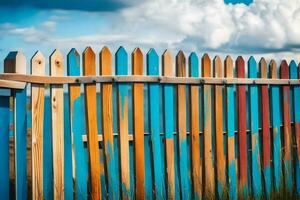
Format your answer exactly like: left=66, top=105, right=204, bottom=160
left=162, top=50, right=175, bottom=199
left=259, top=58, right=271, bottom=196
left=100, top=46, right=118, bottom=199
left=115, top=46, right=131, bottom=199
left=280, top=60, right=293, bottom=191
left=67, top=48, right=88, bottom=200
left=132, top=48, right=145, bottom=199
left=202, top=53, right=215, bottom=197
left=289, top=60, right=300, bottom=194
left=236, top=56, right=248, bottom=196
left=83, top=47, right=101, bottom=199
left=31, top=51, right=45, bottom=199
left=214, top=56, right=226, bottom=198
left=50, top=49, right=65, bottom=200
left=269, top=60, right=282, bottom=191
left=176, top=50, right=191, bottom=199
left=189, top=52, right=202, bottom=199
left=248, top=57, right=262, bottom=198
left=225, top=56, right=237, bottom=200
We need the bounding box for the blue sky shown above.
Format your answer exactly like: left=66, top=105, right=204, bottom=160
left=0, top=0, right=300, bottom=72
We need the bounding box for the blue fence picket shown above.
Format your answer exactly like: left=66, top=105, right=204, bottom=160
left=248, top=57, right=262, bottom=198
left=147, top=49, right=166, bottom=199
left=289, top=60, right=300, bottom=195
left=67, top=49, right=88, bottom=200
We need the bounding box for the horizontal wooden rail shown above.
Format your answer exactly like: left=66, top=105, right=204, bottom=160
left=1, top=73, right=300, bottom=86
left=0, top=79, right=26, bottom=89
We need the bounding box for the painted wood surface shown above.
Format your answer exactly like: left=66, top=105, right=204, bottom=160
left=83, top=47, right=102, bottom=199
left=132, top=48, right=145, bottom=199
left=289, top=60, right=300, bottom=194
left=189, top=52, right=201, bottom=199
left=100, top=46, right=118, bottom=199
left=50, top=49, right=65, bottom=200
left=248, top=57, right=262, bottom=198
left=67, top=48, right=88, bottom=200
left=4, top=51, right=27, bottom=199
left=280, top=60, right=293, bottom=192
left=259, top=58, right=271, bottom=196
left=31, top=51, right=45, bottom=199
left=115, top=46, right=131, bottom=199
left=225, top=56, right=237, bottom=200
left=269, top=60, right=282, bottom=191
left=236, top=56, right=248, bottom=196
left=214, top=56, right=226, bottom=198
left=148, top=48, right=166, bottom=199
left=162, top=50, right=175, bottom=199
left=202, top=53, right=215, bottom=197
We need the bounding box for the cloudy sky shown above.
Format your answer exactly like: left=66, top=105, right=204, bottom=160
left=0, top=0, right=300, bottom=71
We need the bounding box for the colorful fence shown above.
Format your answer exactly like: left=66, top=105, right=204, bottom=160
left=0, top=46, right=300, bottom=200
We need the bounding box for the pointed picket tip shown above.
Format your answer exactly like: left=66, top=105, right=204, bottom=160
left=213, top=55, right=221, bottom=64
left=176, top=50, right=185, bottom=58
left=32, top=51, right=45, bottom=65
left=189, top=52, right=199, bottom=77
left=147, top=48, right=158, bottom=57
left=50, top=49, right=63, bottom=59
left=280, top=60, right=288, bottom=68
left=100, top=46, right=111, bottom=57
left=3, top=50, right=26, bottom=73
left=259, top=57, right=267, bottom=66
left=31, top=51, right=45, bottom=75
left=269, top=59, right=277, bottom=78
left=236, top=56, right=245, bottom=67
left=68, top=48, right=79, bottom=57
left=162, top=49, right=173, bottom=76
left=83, top=46, right=95, bottom=57
left=248, top=56, right=256, bottom=64
left=289, top=60, right=297, bottom=68
left=116, top=46, right=127, bottom=56
left=189, top=52, right=198, bottom=60
left=133, top=47, right=143, bottom=56
left=163, top=49, right=172, bottom=58
left=202, top=53, right=210, bottom=61
left=225, top=55, right=233, bottom=64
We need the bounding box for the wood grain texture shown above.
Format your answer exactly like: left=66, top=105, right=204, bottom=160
left=83, top=47, right=101, bottom=199
left=202, top=53, right=215, bottom=197
left=248, top=57, right=262, bottom=198
left=147, top=49, right=166, bottom=199
left=259, top=58, right=271, bottom=196
left=50, top=49, right=65, bottom=200
left=269, top=60, right=282, bottom=191
left=280, top=60, right=293, bottom=192
left=115, top=46, right=131, bottom=199
left=162, top=50, right=175, bottom=199
left=132, top=48, right=145, bottom=199
left=213, top=56, right=226, bottom=198
left=225, top=56, right=237, bottom=200
left=236, top=56, right=247, bottom=196
left=100, top=46, right=118, bottom=199
left=176, top=50, right=191, bottom=199
left=31, top=51, right=45, bottom=199
left=189, top=52, right=202, bottom=199
left=67, top=48, right=88, bottom=200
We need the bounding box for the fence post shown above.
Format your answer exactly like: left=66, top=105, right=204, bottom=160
left=225, top=55, right=237, bottom=200
left=280, top=60, right=293, bottom=192
left=248, top=56, right=262, bottom=198
left=236, top=56, right=248, bottom=197
left=67, top=48, right=88, bottom=200
left=4, top=51, right=27, bottom=199
left=83, top=47, right=102, bottom=199
left=50, top=49, right=65, bottom=199
left=189, top=52, right=201, bottom=199
left=202, top=53, right=215, bottom=197
left=214, top=56, right=226, bottom=199
left=31, top=51, right=45, bottom=199
left=269, top=60, right=282, bottom=191
left=162, top=50, right=176, bottom=199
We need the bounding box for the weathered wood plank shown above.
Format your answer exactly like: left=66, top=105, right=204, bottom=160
left=162, top=50, right=175, bottom=199
left=213, top=56, right=226, bottom=198
left=148, top=48, right=166, bottom=199
left=269, top=60, right=282, bottom=191
left=100, top=46, right=118, bottom=199
left=225, top=56, right=237, bottom=200
left=50, top=49, right=65, bottom=200
left=259, top=58, right=271, bottom=196
left=189, top=52, right=201, bottom=200
left=236, top=56, right=248, bottom=196
left=115, top=46, right=131, bottom=199
left=202, top=53, right=215, bottom=197
left=132, top=48, right=145, bottom=199
left=248, top=57, right=262, bottom=198
left=280, top=60, right=293, bottom=191
left=31, top=51, right=45, bottom=199
left=83, top=47, right=101, bottom=199
left=67, top=48, right=88, bottom=200
left=289, top=60, right=300, bottom=194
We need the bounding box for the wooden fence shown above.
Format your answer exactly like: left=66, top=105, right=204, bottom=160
left=0, top=46, right=300, bottom=200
